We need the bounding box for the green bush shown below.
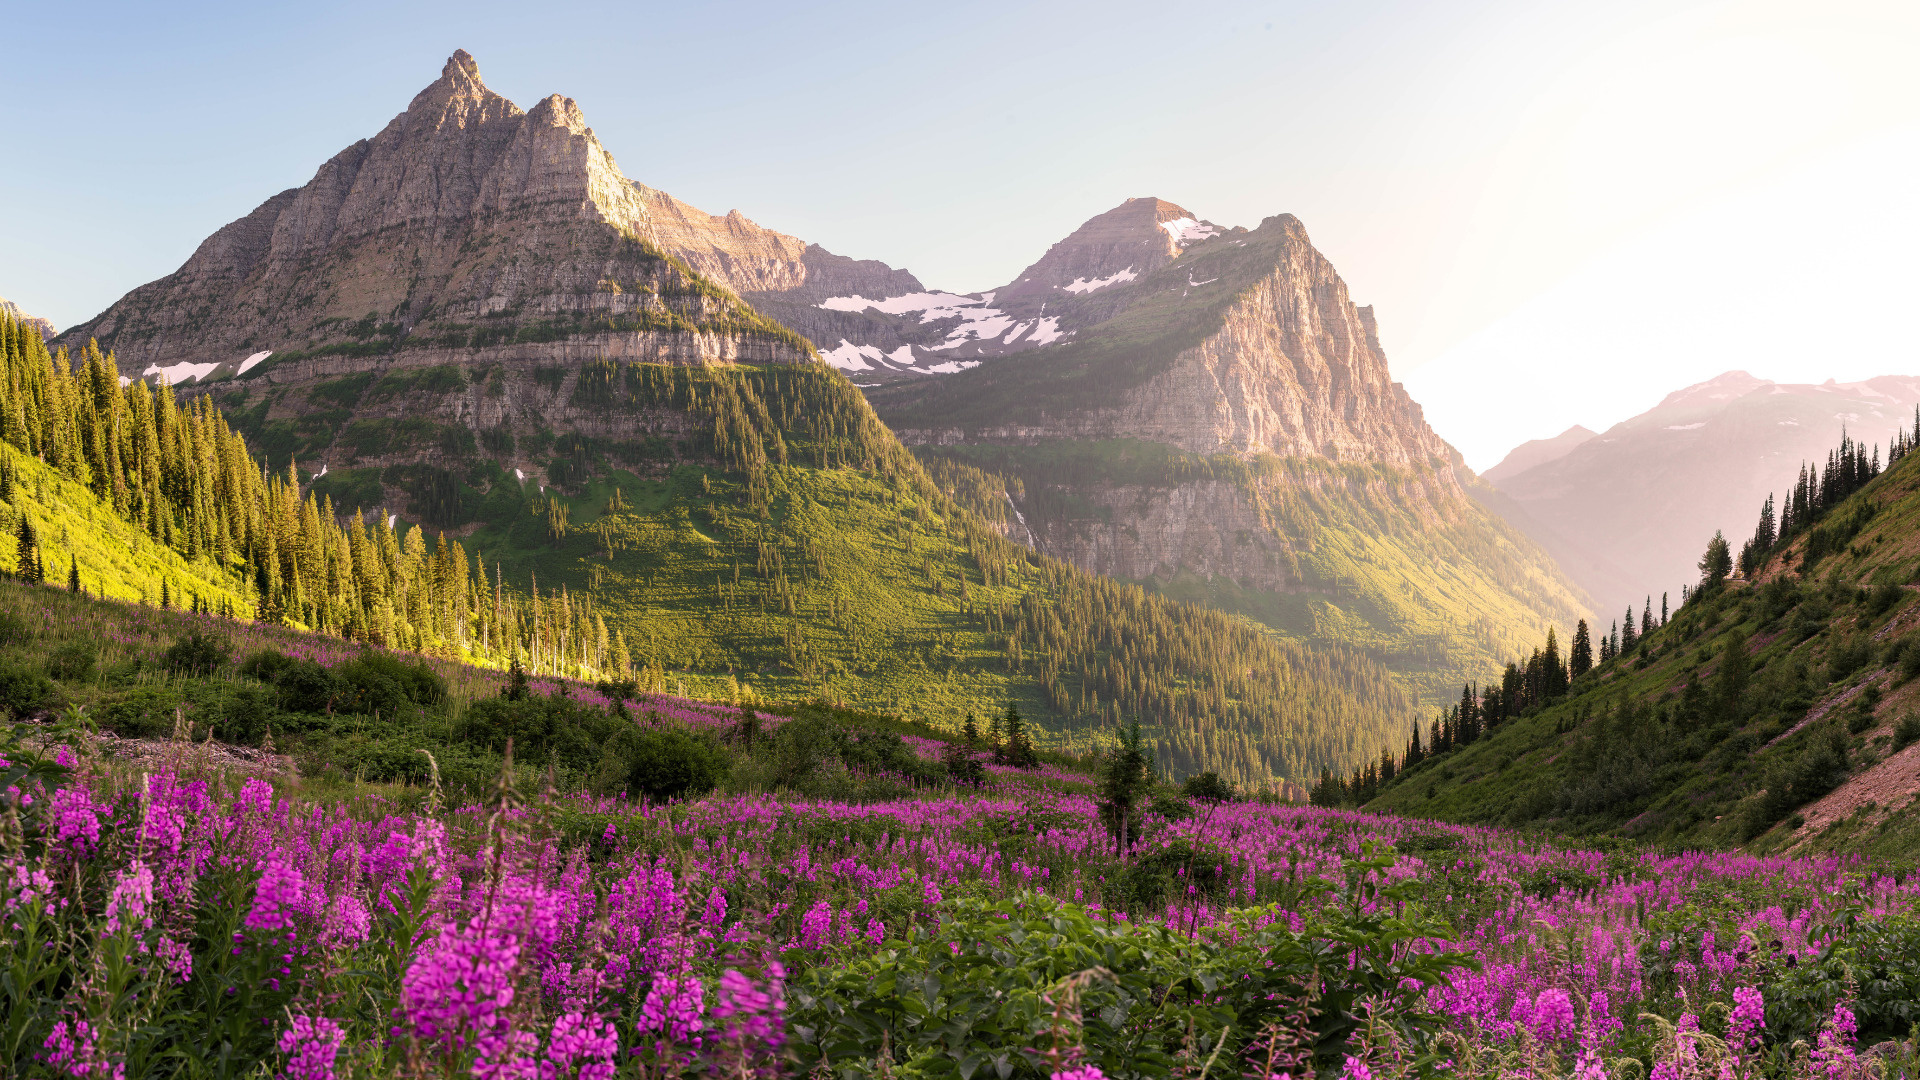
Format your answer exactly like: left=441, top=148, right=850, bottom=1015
left=1181, top=770, right=1235, bottom=802
left=162, top=630, right=230, bottom=676
left=98, top=687, right=181, bottom=738
left=241, top=650, right=343, bottom=714
left=1764, top=912, right=1920, bottom=1045
left=460, top=693, right=616, bottom=774
left=336, top=652, right=447, bottom=718
left=45, top=641, right=97, bottom=683
left=0, top=609, right=31, bottom=648
left=1894, top=715, right=1920, bottom=753
left=0, top=663, right=54, bottom=719
left=598, top=725, right=729, bottom=801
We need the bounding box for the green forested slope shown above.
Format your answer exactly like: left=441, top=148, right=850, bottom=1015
left=914, top=440, right=1590, bottom=710
left=0, top=310, right=1414, bottom=789
left=1362, top=426, right=1920, bottom=855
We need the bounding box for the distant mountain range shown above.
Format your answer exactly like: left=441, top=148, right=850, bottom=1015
left=1482, top=371, right=1920, bottom=619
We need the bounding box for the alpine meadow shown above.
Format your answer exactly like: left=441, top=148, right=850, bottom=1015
left=3, top=29, right=1919, bottom=1080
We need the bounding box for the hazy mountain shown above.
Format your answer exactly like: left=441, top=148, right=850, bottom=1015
left=1482, top=425, right=1595, bottom=486
left=1485, top=370, right=1920, bottom=619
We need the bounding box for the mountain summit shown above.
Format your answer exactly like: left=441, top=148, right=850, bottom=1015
left=59, top=51, right=811, bottom=379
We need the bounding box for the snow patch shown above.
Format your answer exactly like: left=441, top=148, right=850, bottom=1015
left=1027, top=317, right=1065, bottom=346
left=315, top=464, right=328, bottom=478
left=1779, top=420, right=1800, bottom=426
left=515, top=469, right=526, bottom=483
left=1160, top=217, right=1220, bottom=246
left=143, top=360, right=221, bottom=385
left=924, top=360, right=981, bottom=375
left=1187, top=273, right=1219, bottom=287
left=387, top=513, right=397, bottom=529
left=237, top=350, right=272, bottom=375
left=1664, top=422, right=1706, bottom=431
left=1061, top=267, right=1137, bottom=294
left=817, top=291, right=1015, bottom=352
left=822, top=339, right=884, bottom=372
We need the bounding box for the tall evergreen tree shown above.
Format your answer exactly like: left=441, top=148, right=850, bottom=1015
left=1569, top=619, right=1593, bottom=678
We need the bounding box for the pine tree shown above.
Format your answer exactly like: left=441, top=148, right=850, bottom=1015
left=68, top=555, right=80, bottom=594
left=1569, top=619, right=1593, bottom=678
left=1621, top=606, right=1638, bottom=653
left=1698, top=530, right=1733, bottom=587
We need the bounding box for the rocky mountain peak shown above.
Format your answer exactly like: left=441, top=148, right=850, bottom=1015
left=57, top=52, right=811, bottom=374
left=995, top=197, right=1226, bottom=305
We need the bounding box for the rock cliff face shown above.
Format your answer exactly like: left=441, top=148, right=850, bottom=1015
left=58, top=51, right=814, bottom=381
left=889, top=215, right=1447, bottom=468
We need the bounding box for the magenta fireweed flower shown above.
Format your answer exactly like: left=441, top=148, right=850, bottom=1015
left=244, top=857, right=307, bottom=934
left=320, top=893, right=371, bottom=949
left=401, top=916, right=524, bottom=1062
left=276, top=1015, right=345, bottom=1080
left=1339, top=1057, right=1372, bottom=1080
left=712, top=965, right=786, bottom=1057
left=638, top=974, right=706, bottom=1043
left=1052, top=1068, right=1107, bottom=1080
left=50, top=786, right=101, bottom=853
left=42, top=1018, right=118, bottom=1079
left=541, top=1011, right=618, bottom=1080
left=1728, top=986, right=1765, bottom=1056
left=1812, top=1003, right=1861, bottom=1077
left=103, top=862, right=154, bottom=934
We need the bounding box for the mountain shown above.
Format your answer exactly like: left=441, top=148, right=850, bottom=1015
left=0, top=297, right=55, bottom=342
left=1367, top=422, right=1920, bottom=858
left=41, top=54, right=1415, bottom=789
left=1481, top=425, right=1594, bottom=486
left=57, top=50, right=814, bottom=385
left=861, top=208, right=1593, bottom=707
left=1484, top=370, right=1920, bottom=620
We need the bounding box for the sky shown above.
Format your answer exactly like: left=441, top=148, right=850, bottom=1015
left=2, top=0, right=1914, bottom=468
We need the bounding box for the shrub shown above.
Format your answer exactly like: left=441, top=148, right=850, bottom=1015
left=336, top=652, right=446, bottom=718
left=599, top=726, right=729, bottom=800
left=46, top=641, right=97, bottom=683
left=1181, top=770, right=1235, bottom=802
left=162, top=631, right=230, bottom=676
left=242, top=651, right=342, bottom=714
left=940, top=742, right=986, bottom=787
left=1894, top=715, right=1920, bottom=753
left=98, top=687, right=181, bottom=738
left=0, top=663, right=54, bottom=719
left=789, top=848, right=1472, bottom=1076
left=1870, top=581, right=1907, bottom=616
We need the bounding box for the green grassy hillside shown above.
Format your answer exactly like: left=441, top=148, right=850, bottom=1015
left=1366, top=439, right=1920, bottom=855
left=915, top=440, right=1590, bottom=709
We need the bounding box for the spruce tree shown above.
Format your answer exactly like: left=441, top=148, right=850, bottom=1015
left=1097, top=720, right=1153, bottom=854
left=67, top=555, right=80, bottom=594
left=1698, top=530, right=1733, bottom=587
left=1569, top=619, right=1593, bottom=678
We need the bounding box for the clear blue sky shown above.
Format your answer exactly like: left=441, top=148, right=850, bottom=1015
left=4, top=0, right=1914, bottom=466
